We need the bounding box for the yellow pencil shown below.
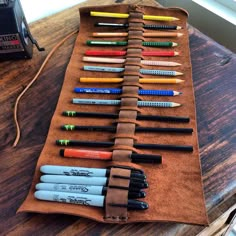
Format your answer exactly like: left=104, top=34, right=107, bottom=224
left=80, top=78, right=184, bottom=84
left=90, top=11, right=179, bottom=21
left=92, top=32, right=183, bottom=37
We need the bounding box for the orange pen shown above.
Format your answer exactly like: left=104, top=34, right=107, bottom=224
left=60, top=148, right=112, bottom=160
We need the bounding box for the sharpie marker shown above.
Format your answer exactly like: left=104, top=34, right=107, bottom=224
left=40, top=175, right=148, bottom=189
left=40, top=165, right=146, bottom=180
left=72, top=99, right=181, bottom=108
left=34, top=191, right=149, bottom=210
left=35, top=183, right=146, bottom=199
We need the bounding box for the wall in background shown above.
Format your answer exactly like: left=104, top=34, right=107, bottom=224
left=158, top=0, right=236, bottom=52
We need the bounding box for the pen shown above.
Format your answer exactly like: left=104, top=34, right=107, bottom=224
left=56, top=140, right=193, bottom=152
left=35, top=183, right=146, bottom=199
left=83, top=65, right=183, bottom=76
left=86, top=40, right=178, bottom=47
left=90, top=11, right=179, bottom=21
left=60, top=148, right=162, bottom=164
left=92, top=32, right=183, bottom=38
left=83, top=56, right=181, bottom=66
left=72, top=99, right=181, bottom=108
left=40, top=165, right=146, bottom=180
left=95, top=22, right=182, bottom=30
left=85, top=50, right=179, bottom=56
left=40, top=175, right=148, bottom=189
left=74, top=88, right=182, bottom=96
left=79, top=78, right=184, bottom=84
left=34, top=190, right=149, bottom=210
left=61, top=125, right=193, bottom=134
left=62, top=111, right=190, bottom=123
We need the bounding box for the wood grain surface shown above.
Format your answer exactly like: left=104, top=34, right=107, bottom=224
left=0, top=0, right=235, bottom=235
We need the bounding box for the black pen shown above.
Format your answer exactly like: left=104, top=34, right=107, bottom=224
left=35, top=190, right=149, bottom=210
left=56, top=140, right=193, bottom=152
left=61, top=125, right=193, bottom=134
left=62, top=111, right=190, bottom=123
left=36, top=183, right=146, bottom=199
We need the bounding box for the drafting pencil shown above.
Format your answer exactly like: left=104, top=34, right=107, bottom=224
left=83, top=65, right=183, bottom=76
left=72, top=99, right=181, bottom=108
left=62, top=111, right=190, bottom=123
left=85, top=50, right=179, bottom=56
left=56, top=140, right=193, bottom=152
left=61, top=125, right=193, bottom=133
left=35, top=191, right=149, bottom=209
left=95, top=22, right=182, bottom=30
left=83, top=56, right=181, bottom=66
left=90, top=11, right=179, bottom=21
left=79, top=77, right=184, bottom=84
left=86, top=40, right=178, bottom=47
left=92, top=32, right=183, bottom=37
left=74, top=88, right=182, bottom=96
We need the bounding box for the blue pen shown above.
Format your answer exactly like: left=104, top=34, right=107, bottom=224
left=83, top=65, right=183, bottom=76
left=72, top=98, right=181, bottom=107
left=74, top=88, right=182, bottom=96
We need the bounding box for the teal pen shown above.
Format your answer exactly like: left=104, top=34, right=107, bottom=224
left=72, top=99, right=181, bottom=107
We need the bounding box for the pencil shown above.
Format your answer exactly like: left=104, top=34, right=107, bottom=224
left=92, top=32, right=183, bottom=38
left=87, top=40, right=178, bottom=47
left=83, top=65, right=183, bottom=76
left=79, top=77, right=184, bottom=84
left=95, top=22, right=182, bottom=30
left=72, top=99, right=181, bottom=108
left=85, top=50, right=180, bottom=57
left=56, top=140, right=193, bottom=152
left=83, top=56, right=181, bottom=66
left=90, top=11, right=179, bottom=21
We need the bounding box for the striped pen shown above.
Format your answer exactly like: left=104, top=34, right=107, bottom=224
left=94, top=22, right=182, bottom=30
left=83, top=56, right=181, bottom=66
left=74, top=88, right=182, bottom=96
left=79, top=77, right=184, bottom=84
left=85, top=50, right=179, bottom=57
left=86, top=40, right=178, bottom=47
left=83, top=65, right=183, bottom=76
left=72, top=99, right=181, bottom=108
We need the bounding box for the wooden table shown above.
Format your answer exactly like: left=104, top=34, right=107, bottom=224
left=0, top=0, right=235, bottom=235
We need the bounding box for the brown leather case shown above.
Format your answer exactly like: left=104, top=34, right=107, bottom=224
left=17, top=4, right=208, bottom=225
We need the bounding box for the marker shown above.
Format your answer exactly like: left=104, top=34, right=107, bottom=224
left=56, top=140, right=194, bottom=152
left=85, top=50, right=179, bottom=57
left=90, top=11, right=179, bottom=21
left=95, top=22, right=182, bottom=30
left=83, top=65, right=183, bottom=76
left=72, top=99, right=181, bottom=108
left=74, top=88, right=182, bottom=96
left=86, top=40, right=178, bottom=47
left=83, top=56, right=181, bottom=66
left=35, top=183, right=146, bottom=199
left=34, top=191, right=149, bottom=210
left=61, top=125, right=193, bottom=134
left=40, top=165, right=146, bottom=180
left=62, top=111, right=190, bottom=123
left=79, top=78, right=184, bottom=84
left=60, top=148, right=162, bottom=164
left=40, top=175, right=148, bottom=189
left=92, top=32, right=183, bottom=37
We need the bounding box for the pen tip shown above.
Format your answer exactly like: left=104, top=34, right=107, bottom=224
left=173, top=17, right=180, bottom=21
left=59, top=149, right=65, bottom=157
left=177, top=26, right=182, bottom=30
left=172, top=42, right=178, bottom=47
